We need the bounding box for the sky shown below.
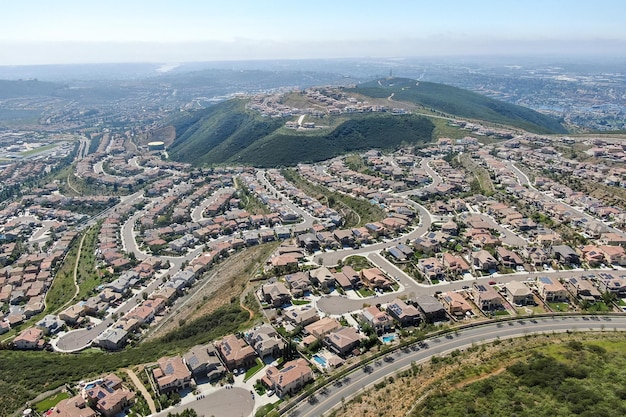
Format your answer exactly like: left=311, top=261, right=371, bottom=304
left=1, top=0, right=625, bottom=65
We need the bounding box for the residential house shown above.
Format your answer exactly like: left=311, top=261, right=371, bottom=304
left=184, top=344, right=226, bottom=381
left=551, top=245, right=580, bottom=266
left=37, top=314, right=64, bottom=335
left=360, top=267, right=393, bottom=290
left=283, top=307, right=319, bottom=327
left=579, top=245, right=605, bottom=267
left=309, top=267, right=335, bottom=290
left=442, top=253, right=470, bottom=276
left=440, top=291, right=473, bottom=317
left=537, top=276, right=568, bottom=302
left=247, top=324, right=286, bottom=359
left=285, top=272, right=311, bottom=298
left=472, top=283, right=504, bottom=311
left=59, top=303, right=85, bottom=325
left=13, top=327, right=44, bottom=350
left=95, top=328, right=128, bottom=351
left=216, top=334, right=257, bottom=371
left=505, top=281, right=534, bottom=306
left=598, top=275, right=626, bottom=297
left=496, top=247, right=524, bottom=269
left=566, top=277, right=602, bottom=302
left=599, top=245, right=626, bottom=266
left=85, top=374, right=135, bottom=417
left=335, top=266, right=361, bottom=290
left=153, top=356, right=193, bottom=393
left=471, top=250, right=498, bottom=272
left=261, top=282, right=291, bottom=307
left=414, top=295, right=447, bottom=322
left=324, top=326, right=362, bottom=357
left=52, top=395, right=97, bottom=417
left=360, top=306, right=393, bottom=335
left=523, top=246, right=550, bottom=267
left=304, top=317, right=341, bottom=339
left=262, top=358, right=314, bottom=398
left=418, top=257, right=445, bottom=282
left=386, top=298, right=421, bottom=326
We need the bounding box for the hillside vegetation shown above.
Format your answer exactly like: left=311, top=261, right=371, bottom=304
left=169, top=100, right=435, bottom=167
left=349, top=78, right=567, bottom=134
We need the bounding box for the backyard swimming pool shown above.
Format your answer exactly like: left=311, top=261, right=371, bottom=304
left=382, top=334, right=396, bottom=343
left=312, top=354, right=327, bottom=366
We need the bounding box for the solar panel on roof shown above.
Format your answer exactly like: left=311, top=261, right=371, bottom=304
left=539, top=277, right=552, bottom=284
left=476, top=285, right=486, bottom=292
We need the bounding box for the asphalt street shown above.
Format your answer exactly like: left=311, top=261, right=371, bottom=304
left=291, top=315, right=626, bottom=417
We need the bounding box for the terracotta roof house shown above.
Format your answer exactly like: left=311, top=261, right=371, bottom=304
left=324, top=326, right=362, bottom=357
left=472, top=283, right=504, bottom=311
left=50, top=395, right=97, bottom=417
left=471, top=250, right=498, bottom=272
left=496, top=247, right=524, bottom=268
left=599, top=245, right=626, bottom=266
left=304, top=316, right=341, bottom=339
left=537, top=276, right=568, bottom=302
left=247, top=324, right=286, bottom=359
left=505, top=281, right=534, bottom=306
left=386, top=298, right=422, bottom=327
left=216, top=334, right=257, bottom=371
left=565, top=277, right=602, bottom=302
left=360, top=306, right=393, bottom=335
left=13, top=327, right=44, bottom=350
left=360, top=267, right=393, bottom=290
left=85, top=374, right=135, bottom=417
left=263, top=358, right=314, bottom=398
left=283, top=307, right=320, bottom=327
left=261, top=282, right=291, bottom=307
left=442, top=253, right=471, bottom=275
left=285, top=271, right=311, bottom=297
left=440, top=291, right=473, bottom=317
left=153, top=356, right=192, bottom=393
left=184, top=344, right=226, bottom=381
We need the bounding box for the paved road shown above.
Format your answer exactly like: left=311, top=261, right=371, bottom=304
left=506, top=161, right=626, bottom=239
left=313, top=199, right=433, bottom=267
left=190, top=186, right=235, bottom=222
left=291, top=315, right=626, bottom=417
left=153, top=387, right=254, bottom=417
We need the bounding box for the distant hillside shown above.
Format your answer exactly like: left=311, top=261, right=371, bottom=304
left=348, top=78, right=567, bottom=134
left=168, top=99, right=435, bottom=167
left=0, top=79, right=65, bottom=99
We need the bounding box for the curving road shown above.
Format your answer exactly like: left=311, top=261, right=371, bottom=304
left=290, top=315, right=626, bottom=417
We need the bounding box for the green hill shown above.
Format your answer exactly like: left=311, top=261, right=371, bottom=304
left=168, top=77, right=567, bottom=167
left=168, top=100, right=435, bottom=167
left=349, top=78, right=567, bottom=134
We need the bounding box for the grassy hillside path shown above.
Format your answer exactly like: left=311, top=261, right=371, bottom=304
left=125, top=368, right=157, bottom=415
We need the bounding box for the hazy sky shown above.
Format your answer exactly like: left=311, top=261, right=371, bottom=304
left=1, top=0, right=625, bottom=65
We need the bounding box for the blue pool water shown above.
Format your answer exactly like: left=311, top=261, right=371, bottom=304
left=382, top=334, right=396, bottom=343
left=85, top=383, right=97, bottom=390
left=312, top=355, right=327, bottom=366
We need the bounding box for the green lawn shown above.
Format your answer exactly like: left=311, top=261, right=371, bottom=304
left=343, top=255, right=372, bottom=271
left=291, top=299, right=311, bottom=306
left=357, top=287, right=375, bottom=297
left=244, top=358, right=265, bottom=382
left=548, top=302, right=572, bottom=312
left=584, top=301, right=612, bottom=313
left=35, top=391, right=70, bottom=413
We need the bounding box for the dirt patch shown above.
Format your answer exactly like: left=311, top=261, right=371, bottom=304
left=145, top=242, right=278, bottom=340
